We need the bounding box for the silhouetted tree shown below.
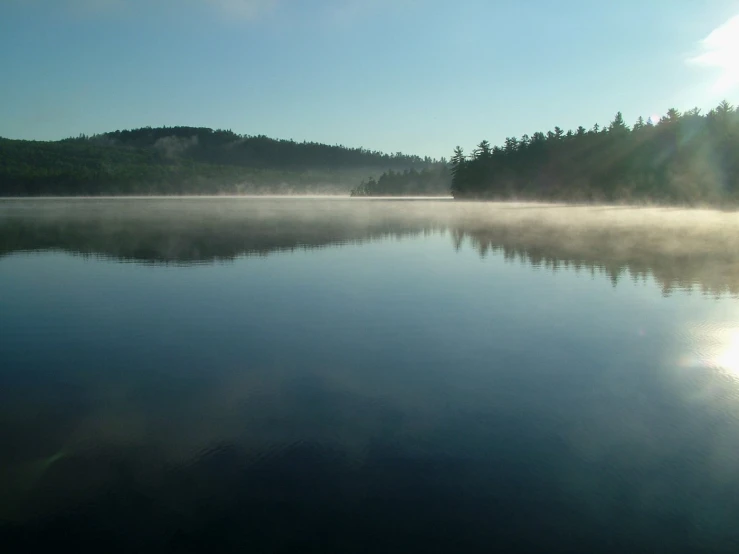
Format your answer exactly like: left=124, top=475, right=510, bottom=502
left=474, top=140, right=492, bottom=159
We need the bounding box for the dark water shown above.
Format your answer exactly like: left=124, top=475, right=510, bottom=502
left=3, top=198, right=739, bottom=553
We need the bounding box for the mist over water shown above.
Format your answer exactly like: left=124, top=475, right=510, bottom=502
left=3, top=198, right=739, bottom=552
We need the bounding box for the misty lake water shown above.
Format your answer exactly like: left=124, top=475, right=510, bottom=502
left=3, top=198, right=739, bottom=553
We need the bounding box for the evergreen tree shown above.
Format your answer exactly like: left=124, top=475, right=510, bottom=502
left=448, top=100, right=739, bottom=205
left=609, top=112, right=628, bottom=133
left=474, top=141, right=492, bottom=159
left=450, top=147, right=466, bottom=175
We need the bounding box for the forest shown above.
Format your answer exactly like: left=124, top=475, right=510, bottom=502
left=2, top=101, right=738, bottom=201
left=450, top=101, right=739, bottom=205
left=0, top=127, right=433, bottom=196
left=350, top=165, right=451, bottom=196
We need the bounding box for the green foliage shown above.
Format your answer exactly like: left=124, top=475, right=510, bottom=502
left=350, top=165, right=451, bottom=196
left=0, top=127, right=433, bottom=196
left=451, top=101, right=739, bottom=205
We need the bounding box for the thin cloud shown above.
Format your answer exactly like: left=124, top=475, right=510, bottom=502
left=687, top=14, right=739, bottom=94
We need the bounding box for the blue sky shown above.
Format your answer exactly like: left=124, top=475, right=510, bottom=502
left=1, top=0, right=738, bottom=158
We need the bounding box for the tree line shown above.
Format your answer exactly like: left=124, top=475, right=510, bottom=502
left=450, top=101, right=739, bottom=205
left=350, top=165, right=451, bottom=196
left=100, top=126, right=433, bottom=170
left=0, top=126, right=435, bottom=196
left=4, top=103, right=738, bottom=202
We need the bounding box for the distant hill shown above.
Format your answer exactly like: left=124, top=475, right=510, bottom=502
left=0, top=127, right=437, bottom=196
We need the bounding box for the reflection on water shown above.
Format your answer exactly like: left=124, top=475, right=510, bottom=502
left=679, top=325, right=739, bottom=379
left=3, top=199, right=739, bottom=552
left=3, top=198, right=739, bottom=295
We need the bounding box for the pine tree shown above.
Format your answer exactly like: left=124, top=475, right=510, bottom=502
left=450, top=146, right=466, bottom=176
left=609, top=112, right=628, bottom=133
left=474, top=140, right=492, bottom=159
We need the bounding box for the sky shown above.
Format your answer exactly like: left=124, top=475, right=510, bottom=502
left=1, top=0, right=738, bottom=158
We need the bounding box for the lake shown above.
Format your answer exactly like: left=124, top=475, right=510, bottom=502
left=2, top=198, right=739, bottom=553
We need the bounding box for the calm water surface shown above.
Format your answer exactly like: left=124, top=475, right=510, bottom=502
left=2, top=198, right=739, bottom=553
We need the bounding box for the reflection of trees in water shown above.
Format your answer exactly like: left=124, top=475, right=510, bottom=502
left=0, top=200, right=444, bottom=264
left=5, top=201, right=739, bottom=549
left=2, top=200, right=739, bottom=295
left=456, top=221, right=739, bottom=297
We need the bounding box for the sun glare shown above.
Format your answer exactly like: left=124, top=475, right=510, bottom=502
left=688, top=14, right=739, bottom=95
left=679, top=326, right=739, bottom=380
left=715, top=330, right=739, bottom=376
